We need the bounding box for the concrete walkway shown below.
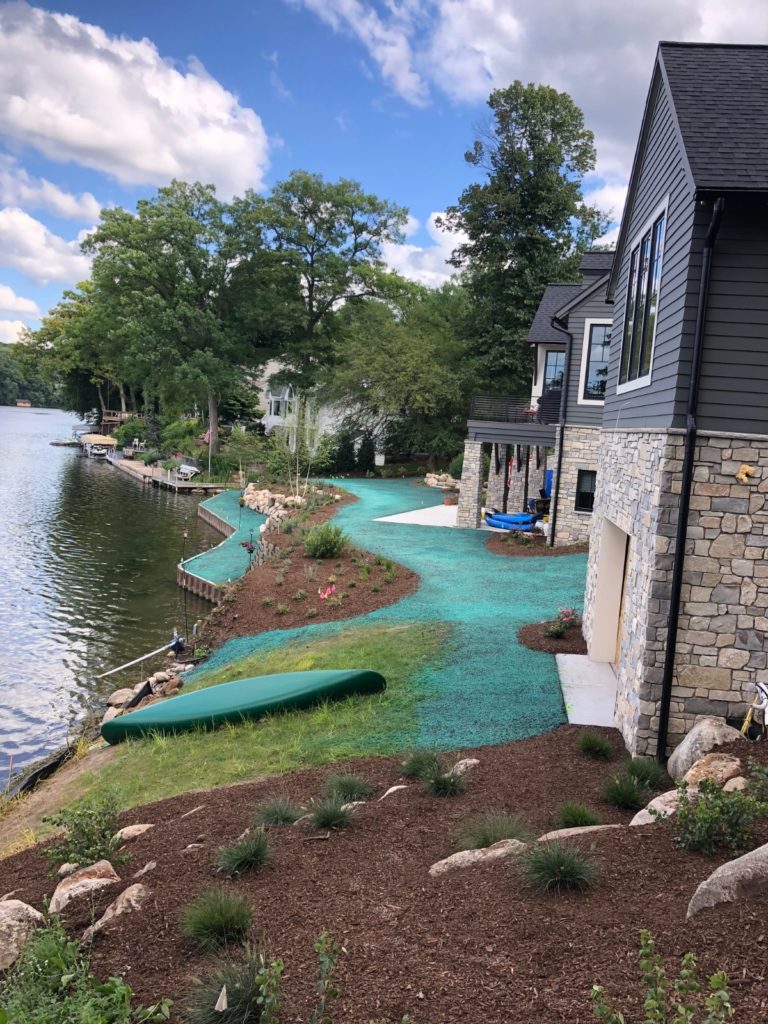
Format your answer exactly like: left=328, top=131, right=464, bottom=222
left=375, top=500, right=505, bottom=531
left=556, top=654, right=618, bottom=727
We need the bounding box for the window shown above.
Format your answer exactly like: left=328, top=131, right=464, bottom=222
left=575, top=469, right=597, bottom=513
left=619, top=205, right=666, bottom=389
left=544, top=350, right=565, bottom=391
left=580, top=322, right=612, bottom=402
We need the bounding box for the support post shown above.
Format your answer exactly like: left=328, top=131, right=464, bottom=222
left=456, top=439, right=484, bottom=528
left=485, top=443, right=508, bottom=513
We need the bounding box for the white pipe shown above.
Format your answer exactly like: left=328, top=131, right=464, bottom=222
left=95, top=642, right=173, bottom=679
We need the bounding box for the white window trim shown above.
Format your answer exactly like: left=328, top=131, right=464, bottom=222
left=577, top=318, right=613, bottom=406
left=616, top=194, right=669, bottom=396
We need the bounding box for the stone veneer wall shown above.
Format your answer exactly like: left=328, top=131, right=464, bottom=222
left=552, top=426, right=601, bottom=547
left=456, top=439, right=483, bottom=528
left=584, top=427, right=768, bottom=756
left=486, top=444, right=509, bottom=511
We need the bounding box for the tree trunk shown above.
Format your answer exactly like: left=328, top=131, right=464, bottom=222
left=96, top=383, right=106, bottom=414
left=118, top=382, right=127, bottom=413
left=427, top=452, right=438, bottom=472
left=127, top=385, right=138, bottom=413
left=207, top=391, right=220, bottom=455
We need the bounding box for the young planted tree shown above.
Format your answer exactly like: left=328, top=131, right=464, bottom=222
left=441, top=82, right=608, bottom=393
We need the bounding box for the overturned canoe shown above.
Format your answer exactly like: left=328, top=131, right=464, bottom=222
left=100, top=669, right=386, bottom=744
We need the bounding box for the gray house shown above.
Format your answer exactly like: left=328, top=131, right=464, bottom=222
left=456, top=251, right=613, bottom=546
left=583, top=42, right=768, bottom=756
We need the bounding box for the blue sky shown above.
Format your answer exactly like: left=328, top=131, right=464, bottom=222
left=2, top=0, right=768, bottom=344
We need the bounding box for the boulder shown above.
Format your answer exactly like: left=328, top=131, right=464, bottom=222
left=113, top=823, right=154, bottom=844
left=0, top=900, right=45, bottom=969
left=683, top=753, right=743, bottom=788
left=107, top=688, right=134, bottom=707
left=724, top=776, right=748, bottom=793
left=450, top=758, right=480, bottom=777
left=687, top=842, right=768, bottom=919
left=49, top=860, right=120, bottom=914
left=81, top=884, right=150, bottom=944
left=57, top=861, right=80, bottom=877
left=101, top=707, right=120, bottom=725
left=630, top=789, right=682, bottom=826
left=537, top=824, right=623, bottom=842
left=429, top=839, right=527, bottom=877
left=667, top=718, right=744, bottom=780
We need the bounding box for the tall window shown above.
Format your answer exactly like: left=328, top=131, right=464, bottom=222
left=620, top=209, right=666, bottom=387
left=544, top=350, right=565, bottom=391
left=582, top=324, right=612, bottom=400
left=575, top=469, right=597, bottom=513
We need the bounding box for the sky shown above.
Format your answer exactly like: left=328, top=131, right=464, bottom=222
left=2, top=0, right=768, bottom=345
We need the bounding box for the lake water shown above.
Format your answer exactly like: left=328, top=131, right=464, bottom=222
left=0, top=406, right=219, bottom=778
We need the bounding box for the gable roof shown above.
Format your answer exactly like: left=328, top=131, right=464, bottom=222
left=579, top=251, right=614, bottom=276
left=554, top=272, right=611, bottom=320
left=527, top=283, right=583, bottom=344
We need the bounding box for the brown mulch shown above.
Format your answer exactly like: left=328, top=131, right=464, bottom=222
left=3, top=731, right=768, bottom=1023
left=519, top=621, right=588, bottom=655
left=200, top=493, right=418, bottom=647
left=486, top=531, right=589, bottom=557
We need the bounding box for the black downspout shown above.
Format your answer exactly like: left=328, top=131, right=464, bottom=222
left=548, top=315, right=573, bottom=546
left=656, top=196, right=724, bottom=762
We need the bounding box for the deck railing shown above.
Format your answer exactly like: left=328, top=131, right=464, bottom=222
left=470, top=389, right=562, bottom=426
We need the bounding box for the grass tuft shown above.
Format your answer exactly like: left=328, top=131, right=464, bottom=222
left=553, top=802, right=601, bottom=829
left=604, top=773, right=649, bottom=811
left=577, top=730, right=613, bottom=760
left=216, top=830, right=272, bottom=877
left=323, top=773, right=374, bottom=802
left=253, top=797, right=303, bottom=826
left=185, top=946, right=283, bottom=1024
left=626, top=757, right=663, bottom=791
left=454, top=809, right=529, bottom=850
left=311, top=798, right=352, bottom=830
left=401, top=749, right=442, bottom=780
left=424, top=768, right=465, bottom=798
left=182, top=888, right=252, bottom=951
left=523, top=841, right=597, bottom=894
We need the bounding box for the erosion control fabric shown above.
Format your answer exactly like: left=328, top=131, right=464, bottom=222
left=181, top=490, right=266, bottom=586
left=194, top=479, right=588, bottom=750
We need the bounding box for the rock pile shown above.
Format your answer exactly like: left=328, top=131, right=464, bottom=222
left=242, top=484, right=334, bottom=529
left=425, top=472, right=459, bottom=490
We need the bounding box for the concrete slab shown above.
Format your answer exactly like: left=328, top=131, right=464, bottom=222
left=556, top=654, right=618, bottom=728
left=375, top=503, right=459, bottom=528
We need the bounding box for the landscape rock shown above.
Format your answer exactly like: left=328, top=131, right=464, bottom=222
left=425, top=472, right=459, bottom=490
left=687, top=842, right=768, bottom=919
left=0, top=900, right=45, bottom=969
left=429, top=839, right=527, bottom=877
left=667, top=717, right=744, bottom=780
left=107, top=688, right=134, bottom=707
left=113, top=823, right=154, bottom=844
left=630, top=789, right=682, bottom=826
left=179, top=804, right=205, bottom=819
left=133, top=861, right=157, bottom=879
left=450, top=758, right=480, bottom=777
left=724, top=776, right=748, bottom=793
left=57, top=861, right=80, bottom=877
left=683, top=753, right=743, bottom=788
left=101, top=707, right=120, bottom=725
left=379, top=785, right=408, bottom=800
left=537, top=824, right=623, bottom=842
left=49, top=860, right=120, bottom=914
left=81, top=884, right=150, bottom=944
left=340, top=801, right=366, bottom=812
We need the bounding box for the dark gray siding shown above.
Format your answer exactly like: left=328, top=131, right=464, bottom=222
left=564, top=289, right=613, bottom=426
left=697, top=198, right=768, bottom=434
left=602, top=72, right=697, bottom=430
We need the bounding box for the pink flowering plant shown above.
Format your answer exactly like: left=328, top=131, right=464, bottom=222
left=556, top=608, right=582, bottom=630
left=318, top=584, right=337, bottom=601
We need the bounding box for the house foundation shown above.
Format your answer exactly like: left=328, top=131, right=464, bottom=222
left=551, top=426, right=600, bottom=546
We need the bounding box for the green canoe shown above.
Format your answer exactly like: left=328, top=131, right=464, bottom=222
left=100, top=669, right=386, bottom=744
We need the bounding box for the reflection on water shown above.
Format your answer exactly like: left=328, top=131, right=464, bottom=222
left=0, top=406, right=218, bottom=775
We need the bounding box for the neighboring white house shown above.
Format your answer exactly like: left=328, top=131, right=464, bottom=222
left=255, top=360, right=345, bottom=453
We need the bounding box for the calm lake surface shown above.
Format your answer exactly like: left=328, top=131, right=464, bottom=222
left=0, top=406, right=218, bottom=778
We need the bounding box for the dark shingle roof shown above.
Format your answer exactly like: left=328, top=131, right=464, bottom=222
left=527, top=284, right=583, bottom=344
left=579, top=251, right=614, bottom=275
left=660, top=42, right=768, bottom=191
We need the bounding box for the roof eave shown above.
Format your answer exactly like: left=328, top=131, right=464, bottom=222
left=554, top=272, right=611, bottom=319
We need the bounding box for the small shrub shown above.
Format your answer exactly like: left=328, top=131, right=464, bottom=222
left=358, top=564, right=371, bottom=580
left=185, top=945, right=283, bottom=1024
left=304, top=563, right=318, bottom=581
left=592, top=930, right=732, bottom=1023
left=578, top=731, right=612, bottom=760
left=523, top=841, right=597, bottom=894
left=543, top=622, right=566, bottom=638
left=324, top=773, right=374, bottom=802
left=261, top=596, right=273, bottom=608
left=455, top=810, right=530, bottom=850
left=311, top=798, right=352, bottom=830
left=425, top=768, right=465, bottom=798
left=348, top=580, right=357, bottom=588
left=748, top=757, right=768, bottom=802
left=304, top=523, right=347, bottom=559
left=672, top=779, right=766, bottom=856
left=43, top=793, right=125, bottom=870
left=216, top=830, right=272, bottom=877
left=553, top=802, right=601, bottom=829
left=556, top=607, right=582, bottom=630
left=371, top=584, right=381, bottom=593
left=194, top=644, right=211, bottom=659
left=291, top=589, right=307, bottom=601
left=305, top=607, right=318, bottom=619
left=275, top=603, right=289, bottom=616
left=182, top=889, right=253, bottom=951
left=340, top=590, right=350, bottom=600
left=254, top=797, right=303, bottom=826
left=604, top=772, right=649, bottom=811
left=625, top=756, right=663, bottom=790
left=383, top=570, right=396, bottom=584
left=401, top=749, right=442, bottom=780
left=373, top=555, right=384, bottom=566
left=327, top=574, right=338, bottom=584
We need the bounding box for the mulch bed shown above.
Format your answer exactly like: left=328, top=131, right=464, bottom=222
left=518, top=621, right=588, bottom=655
left=3, top=731, right=768, bottom=1022
left=200, top=493, right=418, bottom=647
left=486, top=531, right=588, bottom=558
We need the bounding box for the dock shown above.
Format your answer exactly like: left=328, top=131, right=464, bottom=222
left=106, top=453, right=225, bottom=493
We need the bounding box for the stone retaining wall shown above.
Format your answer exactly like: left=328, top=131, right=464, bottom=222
left=552, top=425, right=601, bottom=546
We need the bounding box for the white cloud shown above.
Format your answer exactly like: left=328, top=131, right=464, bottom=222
left=0, top=2, right=270, bottom=196
left=382, top=211, right=464, bottom=286
left=0, top=207, right=91, bottom=285
left=0, top=156, right=101, bottom=221
left=0, top=283, right=39, bottom=316
left=0, top=319, right=27, bottom=344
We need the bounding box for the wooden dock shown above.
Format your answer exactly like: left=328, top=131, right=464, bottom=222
left=106, top=454, right=225, bottom=493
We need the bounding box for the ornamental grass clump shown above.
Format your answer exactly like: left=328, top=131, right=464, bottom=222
left=185, top=946, right=283, bottom=1024
left=182, top=889, right=253, bottom=951
left=311, top=798, right=352, bottom=830
left=577, top=731, right=612, bottom=761
left=303, top=523, right=347, bottom=559
left=216, top=830, right=272, bottom=877
left=424, top=767, right=466, bottom=798
left=553, top=802, right=601, bottom=829
left=401, top=749, right=442, bottom=780
left=323, top=773, right=374, bottom=802
left=454, top=810, right=530, bottom=850
left=253, top=797, right=303, bottom=826
left=626, top=756, right=663, bottom=791
left=603, top=772, right=649, bottom=811
left=523, top=840, right=597, bottom=894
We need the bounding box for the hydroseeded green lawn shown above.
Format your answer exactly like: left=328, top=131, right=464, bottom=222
left=74, top=621, right=450, bottom=810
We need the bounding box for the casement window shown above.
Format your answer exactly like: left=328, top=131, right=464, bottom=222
left=543, top=350, right=566, bottom=391
left=618, top=202, right=667, bottom=391
left=578, top=319, right=612, bottom=404
left=575, top=469, right=597, bottom=513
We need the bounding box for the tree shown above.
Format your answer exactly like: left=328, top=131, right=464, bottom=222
left=441, top=82, right=607, bottom=393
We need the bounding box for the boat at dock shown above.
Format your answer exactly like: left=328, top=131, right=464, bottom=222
left=50, top=438, right=82, bottom=448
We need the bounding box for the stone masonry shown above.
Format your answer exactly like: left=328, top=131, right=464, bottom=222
left=552, top=425, right=601, bottom=546
left=584, top=427, right=768, bottom=756
left=456, top=439, right=483, bottom=528
left=486, top=444, right=509, bottom=511
left=504, top=447, right=548, bottom=514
